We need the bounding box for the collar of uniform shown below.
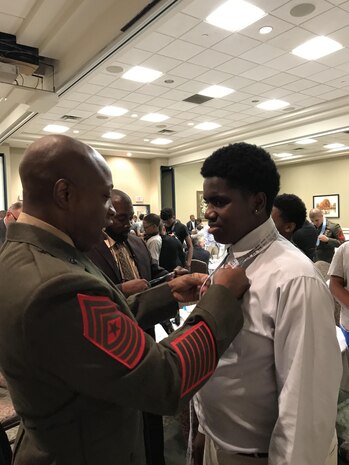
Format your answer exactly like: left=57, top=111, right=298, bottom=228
left=17, top=212, right=75, bottom=247
left=230, top=217, right=276, bottom=256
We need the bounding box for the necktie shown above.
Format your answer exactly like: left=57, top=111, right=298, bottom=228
left=114, top=243, right=138, bottom=281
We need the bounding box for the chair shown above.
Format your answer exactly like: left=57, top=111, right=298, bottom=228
left=190, top=259, right=208, bottom=274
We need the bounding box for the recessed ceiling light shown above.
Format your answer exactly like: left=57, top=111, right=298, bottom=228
left=273, top=152, right=293, bottom=158
left=199, top=85, right=234, bottom=98
left=194, top=122, right=221, bottom=130
left=141, top=113, right=169, bottom=123
left=127, top=152, right=132, bottom=157
left=188, top=122, right=194, bottom=126
left=122, top=66, right=163, bottom=83
left=144, top=138, right=150, bottom=142
left=150, top=138, right=172, bottom=145
left=295, top=138, right=317, bottom=144
left=324, top=143, right=345, bottom=149
left=105, top=65, right=124, bottom=74
left=327, top=145, right=349, bottom=151
left=206, top=0, right=266, bottom=32
left=292, top=36, right=343, bottom=60
left=73, top=130, right=80, bottom=134
left=131, top=113, right=138, bottom=118
left=43, top=124, right=69, bottom=133
left=257, top=99, right=290, bottom=110
left=98, top=106, right=128, bottom=117
left=101, top=132, right=126, bottom=140
left=259, top=26, right=273, bottom=34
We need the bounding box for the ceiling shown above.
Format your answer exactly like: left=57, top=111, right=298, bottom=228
left=2, top=0, right=349, bottom=166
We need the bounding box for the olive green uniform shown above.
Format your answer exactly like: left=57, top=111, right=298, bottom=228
left=0, top=222, right=243, bottom=465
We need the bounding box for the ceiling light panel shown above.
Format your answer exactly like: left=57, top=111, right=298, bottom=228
left=43, top=125, right=69, bottom=133
left=199, top=85, right=234, bottom=98
left=150, top=138, right=173, bottom=145
left=292, top=36, right=343, bottom=60
left=194, top=122, right=221, bottom=130
left=140, top=113, right=170, bottom=122
left=97, top=106, right=128, bottom=117
left=256, top=99, right=289, bottom=110
left=121, top=66, right=163, bottom=83
left=324, top=143, right=345, bottom=149
left=294, top=138, right=317, bottom=144
left=206, top=0, right=266, bottom=32
left=102, top=132, right=126, bottom=140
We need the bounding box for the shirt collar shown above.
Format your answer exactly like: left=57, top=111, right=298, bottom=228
left=230, top=217, right=277, bottom=255
left=17, top=212, right=75, bottom=247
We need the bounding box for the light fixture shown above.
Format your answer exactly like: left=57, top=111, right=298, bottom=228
left=328, top=145, right=349, bottom=151
left=43, top=124, right=69, bottom=133
left=122, top=65, right=163, bottom=83
left=98, top=106, right=128, bottom=117
left=150, top=138, right=172, bottom=145
left=73, top=130, right=80, bottom=134
left=144, top=138, right=150, bottom=142
left=131, top=113, right=138, bottom=118
left=101, top=132, right=126, bottom=140
left=257, top=99, right=289, bottom=110
left=294, top=138, right=317, bottom=145
left=194, top=122, right=221, bottom=130
left=188, top=122, right=194, bottom=126
left=273, top=152, right=293, bottom=158
left=206, top=0, right=266, bottom=32
left=259, top=26, right=273, bottom=35
left=141, top=113, right=169, bottom=123
left=199, top=85, right=234, bottom=98
left=127, top=152, right=132, bottom=157
left=292, top=36, right=343, bottom=60
left=324, top=143, right=345, bottom=149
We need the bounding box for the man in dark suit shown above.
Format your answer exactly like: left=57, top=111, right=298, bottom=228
left=87, top=189, right=173, bottom=465
left=186, top=214, right=198, bottom=233
left=192, top=235, right=210, bottom=266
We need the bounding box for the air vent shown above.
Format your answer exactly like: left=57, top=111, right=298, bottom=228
left=61, top=114, right=82, bottom=121
left=158, top=129, right=175, bottom=134
left=294, top=147, right=304, bottom=150
left=183, top=94, right=213, bottom=104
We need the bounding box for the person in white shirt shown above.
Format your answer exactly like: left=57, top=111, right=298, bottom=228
left=329, top=242, right=349, bottom=344
left=193, top=142, right=342, bottom=465
left=143, top=213, right=162, bottom=263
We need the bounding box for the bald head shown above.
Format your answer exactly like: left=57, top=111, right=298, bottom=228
left=19, top=134, right=115, bottom=251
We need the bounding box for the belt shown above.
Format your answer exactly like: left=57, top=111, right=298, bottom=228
left=237, top=453, right=269, bottom=458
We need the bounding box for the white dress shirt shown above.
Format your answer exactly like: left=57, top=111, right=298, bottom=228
left=329, top=241, right=349, bottom=330
left=146, top=234, right=162, bottom=263
left=195, top=218, right=342, bottom=465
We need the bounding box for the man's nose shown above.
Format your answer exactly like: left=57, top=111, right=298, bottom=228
left=108, top=200, right=116, bottom=217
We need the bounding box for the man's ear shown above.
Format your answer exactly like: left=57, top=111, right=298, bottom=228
left=53, top=178, right=73, bottom=210
left=253, top=192, right=267, bottom=213
left=285, top=222, right=296, bottom=234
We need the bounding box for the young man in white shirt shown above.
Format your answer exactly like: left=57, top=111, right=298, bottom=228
left=194, top=142, right=341, bottom=465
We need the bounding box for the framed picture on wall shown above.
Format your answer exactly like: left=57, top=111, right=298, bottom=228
left=313, top=194, right=339, bottom=218
left=196, top=191, right=206, bottom=219
left=132, top=204, right=150, bottom=218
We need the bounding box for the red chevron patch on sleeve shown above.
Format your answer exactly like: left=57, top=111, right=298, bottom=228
left=170, top=321, right=216, bottom=398
left=78, top=293, right=145, bottom=369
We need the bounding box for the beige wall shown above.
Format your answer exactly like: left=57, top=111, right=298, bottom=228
left=174, top=162, right=203, bottom=223
left=278, top=156, right=349, bottom=228
left=1, top=146, right=166, bottom=213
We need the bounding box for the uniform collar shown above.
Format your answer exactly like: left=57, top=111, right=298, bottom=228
left=17, top=212, right=75, bottom=247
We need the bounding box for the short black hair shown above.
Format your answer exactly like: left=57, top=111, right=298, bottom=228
left=273, top=194, right=306, bottom=231
left=201, top=142, right=280, bottom=215
left=160, top=208, right=174, bottom=221
left=144, top=213, right=160, bottom=227
left=139, top=213, right=144, bottom=220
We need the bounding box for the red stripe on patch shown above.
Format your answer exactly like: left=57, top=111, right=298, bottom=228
left=171, top=322, right=216, bottom=398
left=78, top=294, right=145, bottom=369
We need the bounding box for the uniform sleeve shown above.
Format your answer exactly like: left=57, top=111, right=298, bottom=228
left=328, top=223, right=345, bottom=248
left=270, top=276, right=342, bottom=465
left=24, top=273, right=243, bottom=416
